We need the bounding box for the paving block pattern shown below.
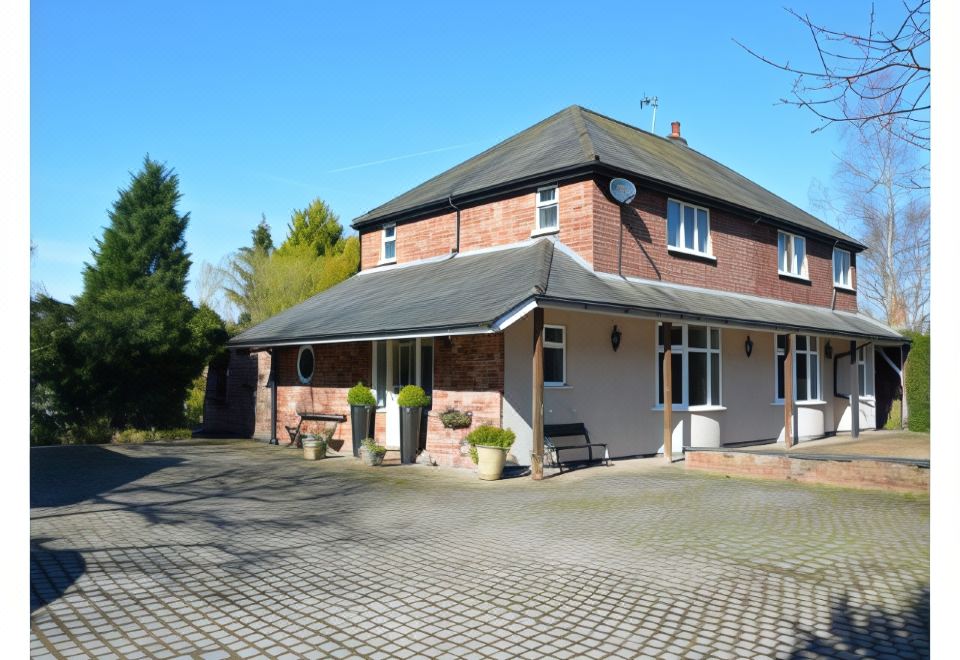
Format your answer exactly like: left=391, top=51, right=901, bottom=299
left=31, top=442, right=929, bottom=659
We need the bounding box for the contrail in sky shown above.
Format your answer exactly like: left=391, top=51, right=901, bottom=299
left=326, top=142, right=476, bottom=173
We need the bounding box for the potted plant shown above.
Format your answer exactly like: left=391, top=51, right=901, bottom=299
left=396, top=385, right=431, bottom=465
left=359, top=438, right=386, bottom=466
left=347, top=382, right=377, bottom=457
left=438, top=408, right=472, bottom=430
left=302, top=434, right=327, bottom=460
left=466, top=425, right=516, bottom=481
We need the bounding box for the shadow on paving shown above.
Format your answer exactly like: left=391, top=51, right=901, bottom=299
left=31, top=446, right=185, bottom=508
left=30, top=538, right=85, bottom=612
left=789, top=587, right=930, bottom=659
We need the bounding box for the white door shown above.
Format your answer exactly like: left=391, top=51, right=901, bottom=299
left=385, top=339, right=417, bottom=448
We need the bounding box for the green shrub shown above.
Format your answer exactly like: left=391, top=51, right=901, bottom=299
left=465, top=425, right=516, bottom=464
left=883, top=400, right=902, bottom=430
left=904, top=332, right=930, bottom=432
left=396, top=385, right=431, bottom=408
left=360, top=437, right=386, bottom=456
left=114, top=428, right=194, bottom=444
left=347, top=382, right=376, bottom=406
left=439, top=409, right=472, bottom=429
left=184, top=374, right=206, bottom=427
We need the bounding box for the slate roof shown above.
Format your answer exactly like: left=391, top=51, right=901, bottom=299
left=229, top=239, right=902, bottom=348
left=352, top=105, right=862, bottom=248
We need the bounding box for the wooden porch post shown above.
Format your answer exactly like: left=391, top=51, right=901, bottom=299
left=662, top=322, right=673, bottom=463
left=850, top=340, right=860, bottom=439
left=531, top=307, right=545, bottom=480
left=784, top=334, right=794, bottom=449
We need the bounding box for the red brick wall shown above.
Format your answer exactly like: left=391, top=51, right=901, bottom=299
left=360, top=180, right=595, bottom=270
left=272, top=335, right=506, bottom=468
left=685, top=450, right=928, bottom=493
left=274, top=342, right=371, bottom=449
left=591, top=181, right=858, bottom=312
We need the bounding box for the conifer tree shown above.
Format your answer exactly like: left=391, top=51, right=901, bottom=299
left=74, top=157, right=223, bottom=428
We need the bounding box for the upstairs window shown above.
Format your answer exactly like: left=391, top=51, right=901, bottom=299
left=536, top=186, right=559, bottom=232
left=381, top=224, right=396, bottom=262
left=833, top=248, right=852, bottom=288
left=778, top=231, right=807, bottom=279
left=775, top=334, right=819, bottom=402
left=543, top=325, right=566, bottom=386
left=667, top=199, right=711, bottom=256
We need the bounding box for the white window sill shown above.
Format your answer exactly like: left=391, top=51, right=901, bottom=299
left=652, top=405, right=726, bottom=412
left=834, top=284, right=856, bottom=292
left=771, top=400, right=827, bottom=406
left=377, top=258, right=397, bottom=266
left=531, top=227, right=560, bottom=238
left=667, top=245, right=716, bottom=261
left=778, top=271, right=810, bottom=283
left=544, top=383, right=571, bottom=389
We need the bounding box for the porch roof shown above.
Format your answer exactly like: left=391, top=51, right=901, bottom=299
left=228, top=239, right=904, bottom=348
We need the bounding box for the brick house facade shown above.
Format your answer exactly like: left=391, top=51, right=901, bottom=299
left=217, top=105, right=902, bottom=470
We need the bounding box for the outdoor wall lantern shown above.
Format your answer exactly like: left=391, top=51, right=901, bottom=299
left=824, top=340, right=833, bottom=358
left=744, top=335, right=754, bottom=358
left=611, top=325, right=622, bottom=352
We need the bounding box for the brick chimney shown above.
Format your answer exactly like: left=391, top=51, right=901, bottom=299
left=668, top=121, right=688, bottom=146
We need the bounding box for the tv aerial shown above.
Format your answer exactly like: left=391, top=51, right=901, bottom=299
left=640, top=94, right=659, bottom=133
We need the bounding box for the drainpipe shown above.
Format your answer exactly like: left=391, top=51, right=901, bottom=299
left=268, top=348, right=278, bottom=445
left=448, top=194, right=461, bottom=254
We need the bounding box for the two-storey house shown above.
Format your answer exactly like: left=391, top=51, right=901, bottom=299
left=214, top=106, right=906, bottom=472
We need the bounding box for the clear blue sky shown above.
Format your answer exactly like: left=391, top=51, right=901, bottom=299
left=30, top=0, right=904, bottom=306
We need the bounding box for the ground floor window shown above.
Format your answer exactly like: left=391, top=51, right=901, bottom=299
left=656, top=323, right=721, bottom=407
left=543, top=325, right=566, bottom=386
left=371, top=338, right=434, bottom=408
left=857, top=346, right=873, bottom=397
left=297, top=345, right=315, bottom=384
left=776, top=334, right=820, bottom=402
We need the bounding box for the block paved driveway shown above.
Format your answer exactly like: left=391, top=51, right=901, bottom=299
left=31, top=441, right=929, bottom=659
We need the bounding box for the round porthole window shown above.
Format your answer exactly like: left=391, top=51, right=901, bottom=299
left=297, top=345, right=315, bottom=384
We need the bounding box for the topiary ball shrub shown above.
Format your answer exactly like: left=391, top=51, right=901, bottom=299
left=347, top=382, right=377, bottom=407
left=396, top=384, right=431, bottom=408
left=465, top=425, right=516, bottom=464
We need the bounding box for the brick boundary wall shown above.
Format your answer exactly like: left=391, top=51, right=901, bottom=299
left=685, top=450, right=928, bottom=493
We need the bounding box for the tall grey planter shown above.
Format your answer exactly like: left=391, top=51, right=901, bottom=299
left=399, top=406, right=423, bottom=464
left=350, top=405, right=375, bottom=457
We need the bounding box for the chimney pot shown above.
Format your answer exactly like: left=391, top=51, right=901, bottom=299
left=668, top=121, right=687, bottom=145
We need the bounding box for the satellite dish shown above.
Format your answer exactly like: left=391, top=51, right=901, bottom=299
left=609, top=178, right=637, bottom=205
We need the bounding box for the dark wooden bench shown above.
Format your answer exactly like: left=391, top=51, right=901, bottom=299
left=285, top=412, right=347, bottom=448
left=544, top=423, right=609, bottom=473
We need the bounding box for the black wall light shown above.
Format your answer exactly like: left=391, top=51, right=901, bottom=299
left=744, top=335, right=754, bottom=358
left=611, top=325, right=622, bottom=352
left=824, top=340, right=833, bottom=358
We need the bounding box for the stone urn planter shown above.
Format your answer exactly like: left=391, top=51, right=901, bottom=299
left=466, top=425, right=516, bottom=481
left=302, top=437, right=327, bottom=460
left=360, top=438, right=386, bottom=466
left=476, top=445, right=508, bottom=481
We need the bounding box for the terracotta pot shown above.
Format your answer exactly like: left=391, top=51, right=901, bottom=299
left=476, top=445, right=507, bottom=480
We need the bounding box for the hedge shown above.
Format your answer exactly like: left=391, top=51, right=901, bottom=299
left=904, top=332, right=930, bottom=432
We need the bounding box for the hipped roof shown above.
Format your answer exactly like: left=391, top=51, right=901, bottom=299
left=351, top=105, right=862, bottom=250
left=229, top=239, right=902, bottom=348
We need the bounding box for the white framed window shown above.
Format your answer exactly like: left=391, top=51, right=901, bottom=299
left=775, top=334, right=820, bottom=402
left=535, top=185, right=559, bottom=233
left=381, top=224, right=396, bottom=262
left=543, top=325, right=566, bottom=386
left=833, top=248, right=853, bottom=289
left=297, top=345, right=315, bottom=384
left=778, top=231, right=807, bottom=279
left=667, top=199, right=711, bottom=256
left=371, top=338, right=434, bottom=409
left=656, top=323, right=722, bottom=407
left=856, top=346, right=873, bottom=398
